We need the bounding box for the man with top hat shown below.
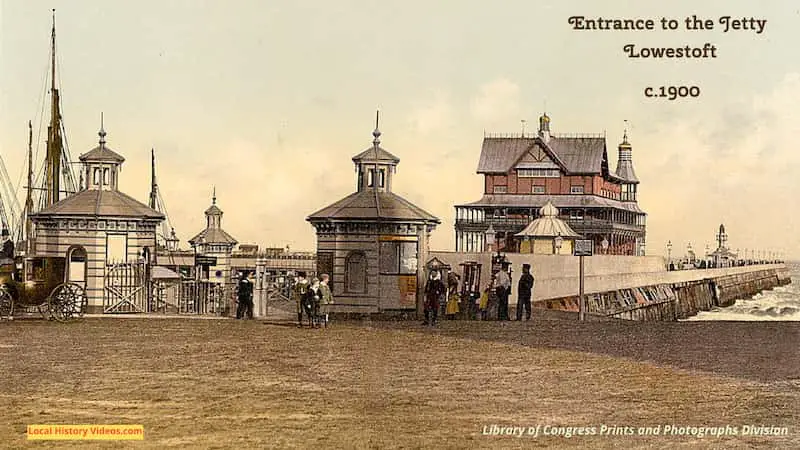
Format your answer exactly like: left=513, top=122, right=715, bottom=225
left=236, top=270, right=254, bottom=319
left=516, top=263, right=534, bottom=321
left=292, top=271, right=310, bottom=327
left=0, top=228, right=14, bottom=262
left=423, top=270, right=446, bottom=326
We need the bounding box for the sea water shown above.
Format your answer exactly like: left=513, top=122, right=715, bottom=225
left=685, top=261, right=800, bottom=321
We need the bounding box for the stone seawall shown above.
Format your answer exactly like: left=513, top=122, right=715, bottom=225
left=532, top=266, right=791, bottom=321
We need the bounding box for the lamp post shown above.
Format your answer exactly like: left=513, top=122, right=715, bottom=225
left=485, top=224, right=496, bottom=253
left=554, top=233, right=563, bottom=255
left=165, top=228, right=179, bottom=252
left=666, top=240, right=672, bottom=268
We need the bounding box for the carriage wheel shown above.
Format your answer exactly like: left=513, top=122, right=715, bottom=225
left=0, top=289, right=13, bottom=321
left=48, top=283, right=86, bottom=322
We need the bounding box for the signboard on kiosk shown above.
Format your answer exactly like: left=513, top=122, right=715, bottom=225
left=195, top=255, right=217, bottom=266
left=574, top=239, right=593, bottom=257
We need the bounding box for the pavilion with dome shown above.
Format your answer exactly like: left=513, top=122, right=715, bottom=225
left=188, top=189, right=239, bottom=285
left=307, top=112, right=440, bottom=315
left=30, top=122, right=165, bottom=313
left=514, top=200, right=582, bottom=254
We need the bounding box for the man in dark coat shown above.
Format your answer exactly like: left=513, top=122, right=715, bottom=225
left=1, top=228, right=13, bottom=261
left=236, top=271, right=254, bottom=319
left=516, top=263, right=534, bottom=321
left=423, top=271, right=446, bottom=326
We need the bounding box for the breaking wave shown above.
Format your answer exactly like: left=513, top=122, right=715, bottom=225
left=686, top=262, right=800, bottom=321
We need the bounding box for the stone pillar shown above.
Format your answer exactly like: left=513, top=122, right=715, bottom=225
left=254, top=257, right=267, bottom=318
left=416, top=223, right=428, bottom=319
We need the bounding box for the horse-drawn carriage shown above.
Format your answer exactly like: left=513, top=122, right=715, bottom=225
left=0, top=255, right=87, bottom=321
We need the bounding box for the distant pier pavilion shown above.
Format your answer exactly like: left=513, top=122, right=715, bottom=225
left=189, top=191, right=238, bottom=285
left=455, top=114, right=646, bottom=255
left=29, top=125, right=164, bottom=314
left=307, top=113, right=440, bottom=315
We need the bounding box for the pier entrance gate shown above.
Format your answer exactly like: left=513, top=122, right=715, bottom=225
left=103, top=261, right=151, bottom=313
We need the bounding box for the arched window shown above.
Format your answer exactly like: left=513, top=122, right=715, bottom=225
left=103, top=168, right=109, bottom=185
left=66, top=245, right=87, bottom=284
left=93, top=168, right=100, bottom=185
left=345, top=251, right=367, bottom=293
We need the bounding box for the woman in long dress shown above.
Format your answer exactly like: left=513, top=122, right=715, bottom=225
left=318, top=274, right=334, bottom=327
left=445, top=274, right=460, bottom=319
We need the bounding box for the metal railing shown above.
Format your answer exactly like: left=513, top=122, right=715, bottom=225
left=483, top=131, right=605, bottom=139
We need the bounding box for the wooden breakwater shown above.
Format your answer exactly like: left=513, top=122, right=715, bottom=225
left=533, top=266, right=791, bottom=321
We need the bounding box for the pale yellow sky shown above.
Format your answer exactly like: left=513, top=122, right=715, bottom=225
left=1, top=1, right=798, bottom=258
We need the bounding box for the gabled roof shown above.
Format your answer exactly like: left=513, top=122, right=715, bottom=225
left=477, top=136, right=606, bottom=175
left=79, top=145, right=126, bottom=163
left=307, top=190, right=439, bottom=223
left=546, top=137, right=606, bottom=174
left=30, top=189, right=164, bottom=219
left=352, top=146, right=400, bottom=163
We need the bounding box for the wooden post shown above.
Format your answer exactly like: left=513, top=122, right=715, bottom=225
left=579, top=254, right=585, bottom=321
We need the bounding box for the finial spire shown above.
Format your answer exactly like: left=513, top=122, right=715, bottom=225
left=212, top=185, right=216, bottom=205
left=372, top=110, right=381, bottom=147
left=98, top=112, right=106, bottom=146
left=623, top=119, right=629, bottom=143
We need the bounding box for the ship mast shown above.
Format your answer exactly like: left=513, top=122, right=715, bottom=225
left=25, top=121, right=34, bottom=254
left=44, top=9, right=62, bottom=208
left=149, top=149, right=157, bottom=209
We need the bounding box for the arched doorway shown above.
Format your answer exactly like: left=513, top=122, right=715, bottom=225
left=66, top=245, right=87, bottom=286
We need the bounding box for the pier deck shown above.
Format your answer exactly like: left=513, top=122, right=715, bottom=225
left=1, top=317, right=797, bottom=447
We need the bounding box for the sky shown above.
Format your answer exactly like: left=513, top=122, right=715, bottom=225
left=1, top=0, right=798, bottom=258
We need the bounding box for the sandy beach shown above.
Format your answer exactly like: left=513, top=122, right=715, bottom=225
left=0, top=316, right=797, bottom=448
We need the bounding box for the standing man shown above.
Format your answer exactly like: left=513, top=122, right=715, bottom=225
left=423, top=270, right=446, bottom=326
left=236, top=270, right=254, bottom=319
left=516, top=264, right=534, bottom=321
left=1, top=228, right=14, bottom=262
left=293, top=271, right=310, bottom=327
left=495, top=262, right=511, bottom=321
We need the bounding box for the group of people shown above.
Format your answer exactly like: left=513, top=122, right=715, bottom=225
left=423, top=262, right=535, bottom=325
left=234, top=270, right=334, bottom=326
left=292, top=271, right=334, bottom=328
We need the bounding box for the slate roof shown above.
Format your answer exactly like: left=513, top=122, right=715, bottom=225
left=79, top=145, right=126, bottom=163
left=205, top=204, right=223, bottom=215
left=307, top=190, right=439, bottom=222
left=477, top=136, right=606, bottom=174
left=188, top=228, right=238, bottom=245
left=615, top=162, right=639, bottom=183
left=457, top=194, right=645, bottom=214
left=30, top=189, right=165, bottom=219
left=151, top=265, right=182, bottom=280
left=352, top=146, right=400, bottom=164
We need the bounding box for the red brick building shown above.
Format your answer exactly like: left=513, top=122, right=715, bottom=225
left=455, top=113, right=646, bottom=255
